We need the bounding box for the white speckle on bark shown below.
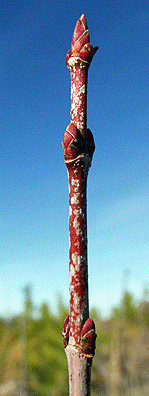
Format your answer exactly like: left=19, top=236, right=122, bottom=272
left=76, top=255, right=81, bottom=271
left=73, top=294, right=81, bottom=313
left=67, top=56, right=79, bottom=70
left=69, top=283, right=74, bottom=292
left=71, top=193, right=79, bottom=205
left=70, top=263, right=75, bottom=277
left=71, top=253, right=81, bottom=272
left=80, top=84, right=85, bottom=94
left=73, top=217, right=79, bottom=232
left=69, top=205, right=72, bottom=216
left=72, top=253, right=77, bottom=265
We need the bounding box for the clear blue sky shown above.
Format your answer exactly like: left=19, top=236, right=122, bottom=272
left=0, top=0, right=148, bottom=318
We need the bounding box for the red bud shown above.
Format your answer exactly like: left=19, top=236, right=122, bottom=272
left=82, top=318, right=95, bottom=336
left=87, top=129, right=95, bottom=159
left=81, top=319, right=96, bottom=357
left=80, top=43, right=93, bottom=62
left=63, top=315, right=70, bottom=333
left=71, top=14, right=88, bottom=47
left=66, top=50, right=71, bottom=66
left=71, top=31, right=90, bottom=55
left=62, top=315, right=70, bottom=348
left=63, top=123, right=78, bottom=161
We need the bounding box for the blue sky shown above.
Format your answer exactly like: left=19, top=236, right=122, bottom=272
left=0, top=0, right=148, bottom=318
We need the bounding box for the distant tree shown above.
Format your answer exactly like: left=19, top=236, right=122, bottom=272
left=112, top=291, right=138, bottom=324
left=138, top=287, right=149, bottom=327
left=26, top=299, right=69, bottom=396
left=23, top=285, right=34, bottom=319
left=39, top=302, right=51, bottom=321
left=121, top=291, right=137, bottom=324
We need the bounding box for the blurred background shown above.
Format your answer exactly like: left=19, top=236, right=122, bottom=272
left=0, top=285, right=148, bottom=395
left=0, top=0, right=148, bottom=394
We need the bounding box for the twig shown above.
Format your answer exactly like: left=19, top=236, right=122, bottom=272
left=62, top=15, right=98, bottom=395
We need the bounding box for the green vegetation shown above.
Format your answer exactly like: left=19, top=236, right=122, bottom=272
left=0, top=288, right=148, bottom=395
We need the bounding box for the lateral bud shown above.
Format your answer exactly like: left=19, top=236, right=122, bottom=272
left=81, top=318, right=97, bottom=359
left=62, top=123, right=85, bottom=161
left=61, top=315, right=70, bottom=348
left=62, top=124, right=95, bottom=162
left=86, top=128, right=95, bottom=159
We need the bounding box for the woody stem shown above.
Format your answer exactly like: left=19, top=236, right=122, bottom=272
left=62, top=14, right=97, bottom=395
left=68, top=158, right=89, bottom=346
left=70, top=61, right=88, bottom=140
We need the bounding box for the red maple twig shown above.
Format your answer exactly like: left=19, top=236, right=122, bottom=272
left=62, top=15, right=98, bottom=395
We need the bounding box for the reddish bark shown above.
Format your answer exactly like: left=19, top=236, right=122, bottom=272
left=62, top=14, right=98, bottom=395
